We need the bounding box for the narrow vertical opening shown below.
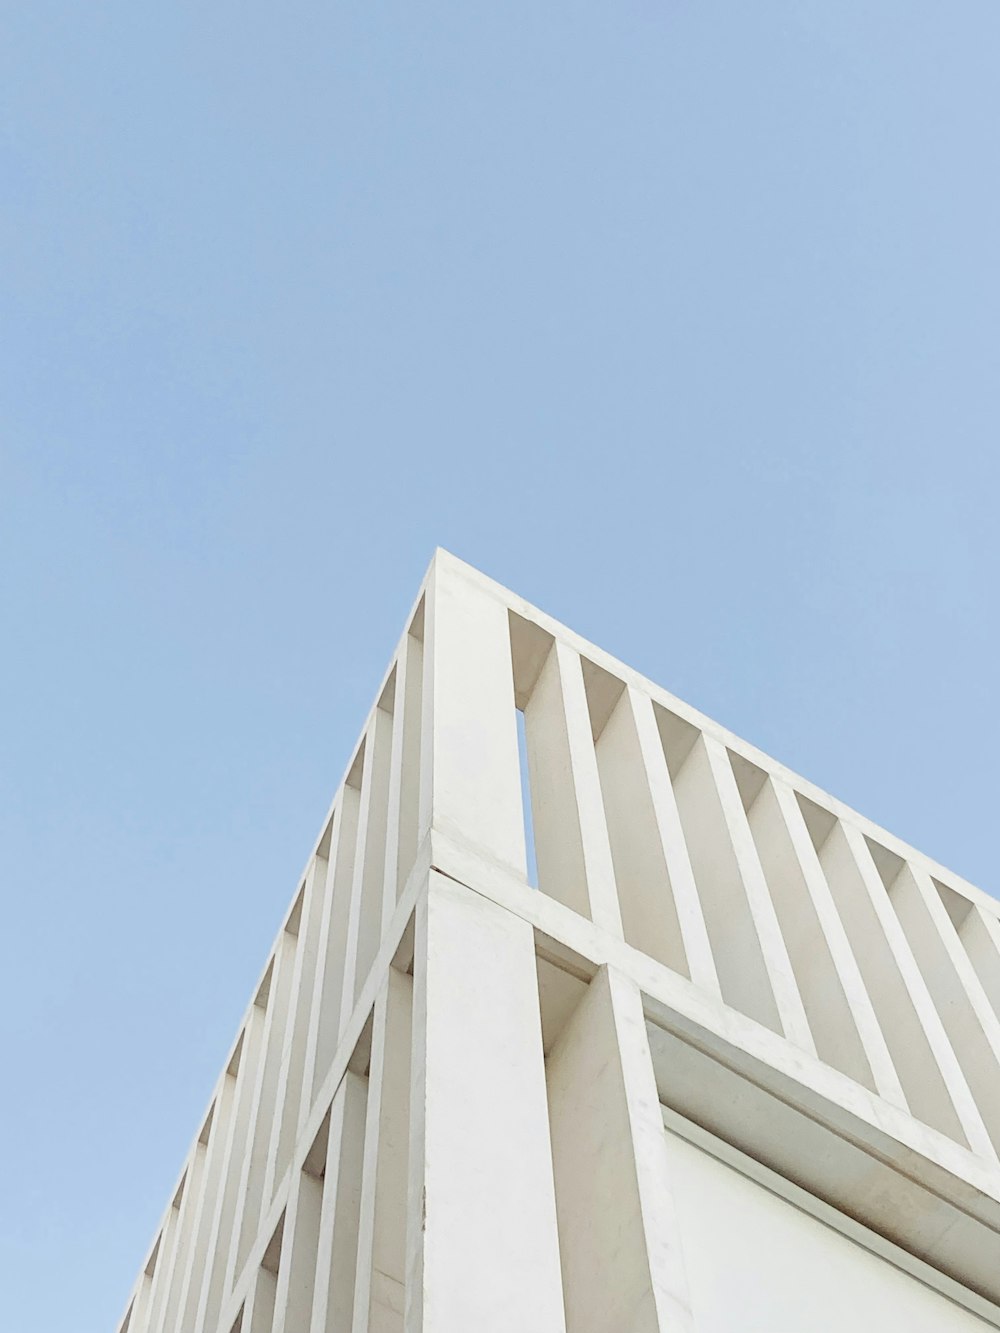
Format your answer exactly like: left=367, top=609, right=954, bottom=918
left=516, top=707, right=538, bottom=887
left=508, top=610, right=559, bottom=893
left=585, top=668, right=696, bottom=974
left=509, top=610, right=619, bottom=912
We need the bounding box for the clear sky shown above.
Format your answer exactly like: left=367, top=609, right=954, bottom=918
left=2, top=2, right=998, bottom=1328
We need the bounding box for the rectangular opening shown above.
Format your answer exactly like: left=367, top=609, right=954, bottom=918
left=510, top=611, right=625, bottom=920
left=588, top=676, right=692, bottom=974
left=516, top=708, right=538, bottom=888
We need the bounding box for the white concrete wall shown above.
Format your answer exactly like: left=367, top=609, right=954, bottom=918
left=663, top=1123, right=989, bottom=1332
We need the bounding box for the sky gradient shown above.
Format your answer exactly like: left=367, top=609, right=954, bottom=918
left=2, top=3, right=999, bottom=1328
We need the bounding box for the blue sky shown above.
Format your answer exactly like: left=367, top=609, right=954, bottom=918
left=2, top=2, right=998, bottom=1328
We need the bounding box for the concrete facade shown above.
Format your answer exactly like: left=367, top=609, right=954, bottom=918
left=119, top=551, right=1000, bottom=1333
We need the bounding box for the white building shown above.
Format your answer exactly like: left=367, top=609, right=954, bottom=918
left=119, top=551, right=1000, bottom=1333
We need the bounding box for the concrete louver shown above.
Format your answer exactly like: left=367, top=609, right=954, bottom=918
left=119, top=551, right=1000, bottom=1333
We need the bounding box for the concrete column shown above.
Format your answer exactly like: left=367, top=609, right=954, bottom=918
left=421, top=553, right=526, bottom=878
left=546, top=965, right=694, bottom=1333
left=405, top=873, right=566, bottom=1333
